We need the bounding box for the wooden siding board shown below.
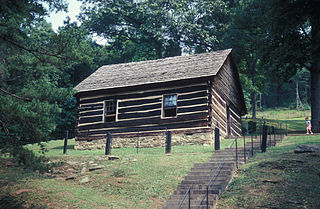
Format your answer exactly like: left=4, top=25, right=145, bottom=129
left=78, top=112, right=208, bottom=131
left=118, top=103, right=161, bottom=113
left=79, top=84, right=207, bottom=105
left=80, top=119, right=209, bottom=135
left=117, top=109, right=161, bottom=120
left=79, top=110, right=103, bottom=117
left=79, top=116, right=102, bottom=124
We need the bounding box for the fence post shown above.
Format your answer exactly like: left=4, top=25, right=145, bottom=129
left=251, top=135, right=254, bottom=156
left=188, top=189, right=191, bottom=209
left=206, top=186, right=209, bottom=209
left=261, top=125, right=267, bottom=152
left=63, top=130, right=69, bottom=154
left=243, top=135, right=246, bottom=164
left=166, top=130, right=172, bottom=154
left=280, top=123, right=282, bottom=141
left=105, top=132, right=112, bottom=155
left=274, top=127, right=276, bottom=146
left=286, top=121, right=288, bottom=136
left=235, top=137, right=238, bottom=169
left=214, top=127, right=220, bottom=151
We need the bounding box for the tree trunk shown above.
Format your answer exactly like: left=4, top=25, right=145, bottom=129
left=310, top=71, right=320, bottom=132
left=251, top=57, right=256, bottom=119
left=251, top=92, right=256, bottom=119
left=310, top=0, right=320, bottom=132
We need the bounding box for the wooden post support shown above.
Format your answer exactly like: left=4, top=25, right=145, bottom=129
left=261, top=125, right=267, bottom=152
left=63, top=130, right=69, bottom=154
left=235, top=137, right=238, bottom=169
left=166, top=130, right=172, bottom=154
left=243, top=135, right=246, bottom=164
left=214, top=127, right=220, bottom=151
left=105, top=132, right=112, bottom=155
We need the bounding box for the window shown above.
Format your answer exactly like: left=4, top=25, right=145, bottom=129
left=162, top=94, right=177, bottom=117
left=104, top=100, right=117, bottom=122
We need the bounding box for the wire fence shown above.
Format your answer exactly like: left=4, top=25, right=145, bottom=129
left=176, top=121, right=287, bottom=209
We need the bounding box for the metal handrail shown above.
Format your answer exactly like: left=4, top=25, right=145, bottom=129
left=176, top=137, right=238, bottom=209
left=205, top=137, right=237, bottom=209
left=206, top=138, right=237, bottom=187
left=177, top=185, right=191, bottom=209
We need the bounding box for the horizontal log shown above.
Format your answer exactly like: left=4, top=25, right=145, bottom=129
left=79, top=116, right=102, bottom=124
left=177, top=105, right=208, bottom=114
left=79, top=104, right=103, bottom=112
left=118, top=109, right=161, bottom=120
left=118, top=97, right=161, bottom=107
left=78, top=112, right=209, bottom=131
left=118, top=103, right=161, bottom=113
left=178, top=91, right=208, bottom=100
left=79, top=110, right=103, bottom=117
left=177, top=98, right=207, bottom=107
left=79, top=119, right=209, bottom=135
left=79, top=84, right=208, bottom=105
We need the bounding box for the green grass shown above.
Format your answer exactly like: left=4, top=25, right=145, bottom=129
left=1, top=138, right=241, bottom=209
left=217, top=135, right=320, bottom=209
left=243, top=108, right=311, bottom=133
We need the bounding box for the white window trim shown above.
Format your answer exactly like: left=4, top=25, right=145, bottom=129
left=161, top=94, right=178, bottom=119
left=103, top=99, right=118, bottom=123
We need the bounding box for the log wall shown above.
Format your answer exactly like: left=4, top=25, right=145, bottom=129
left=211, top=56, right=244, bottom=137
left=76, top=82, right=211, bottom=142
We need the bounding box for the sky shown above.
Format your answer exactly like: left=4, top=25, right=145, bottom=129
left=45, top=0, right=82, bottom=31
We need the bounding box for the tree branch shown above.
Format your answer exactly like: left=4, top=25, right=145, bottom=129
left=300, top=25, right=311, bottom=42
left=0, top=119, right=9, bottom=135
left=0, top=87, right=31, bottom=102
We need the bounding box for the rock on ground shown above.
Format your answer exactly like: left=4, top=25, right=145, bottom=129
left=294, top=144, right=320, bottom=153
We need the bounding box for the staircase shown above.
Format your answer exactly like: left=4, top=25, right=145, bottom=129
left=163, top=137, right=282, bottom=209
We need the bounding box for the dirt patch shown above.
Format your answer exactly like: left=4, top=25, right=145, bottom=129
left=12, top=189, right=33, bottom=195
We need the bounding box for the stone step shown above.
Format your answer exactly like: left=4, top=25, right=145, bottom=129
left=188, top=170, right=233, bottom=176
left=174, top=188, right=221, bottom=195
left=177, top=184, right=223, bottom=191
left=180, top=179, right=228, bottom=186
left=190, top=166, right=235, bottom=172
left=164, top=194, right=217, bottom=209
left=183, top=175, right=230, bottom=181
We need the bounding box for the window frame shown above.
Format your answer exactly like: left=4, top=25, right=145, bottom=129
left=103, top=99, right=118, bottom=123
left=161, top=94, right=178, bottom=118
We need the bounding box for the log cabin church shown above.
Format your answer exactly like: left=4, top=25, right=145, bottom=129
left=74, top=49, right=246, bottom=150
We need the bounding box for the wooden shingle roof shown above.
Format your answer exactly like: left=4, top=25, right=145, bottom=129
left=75, top=48, right=232, bottom=93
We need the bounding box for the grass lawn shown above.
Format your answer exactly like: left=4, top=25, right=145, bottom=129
left=244, top=108, right=312, bottom=133
left=217, top=135, right=320, bottom=209
left=0, top=138, right=239, bottom=209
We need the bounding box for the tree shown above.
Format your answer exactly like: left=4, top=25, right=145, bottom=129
left=0, top=1, right=101, bottom=143
left=80, top=0, right=234, bottom=60
left=260, top=0, right=320, bottom=131
left=224, top=0, right=269, bottom=118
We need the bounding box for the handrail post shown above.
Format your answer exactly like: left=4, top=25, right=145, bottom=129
left=235, top=137, right=238, bottom=169
left=206, top=185, right=209, bottom=209
left=214, top=127, right=220, bottom=151
left=274, top=127, right=276, bottom=146
left=261, top=124, right=267, bottom=152
left=166, top=130, right=172, bottom=154
left=63, top=130, right=69, bottom=154
left=251, top=135, right=253, bottom=156
left=105, top=132, right=112, bottom=155
left=243, top=135, right=246, bottom=164
left=280, top=123, right=282, bottom=141
left=188, top=189, right=191, bottom=209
